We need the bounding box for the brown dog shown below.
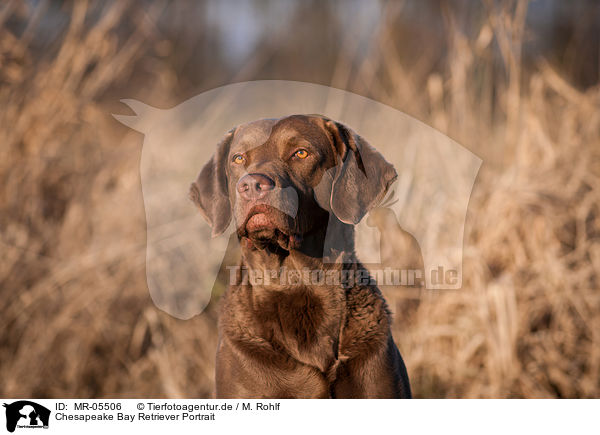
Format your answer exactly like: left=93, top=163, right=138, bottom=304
left=190, top=115, right=411, bottom=398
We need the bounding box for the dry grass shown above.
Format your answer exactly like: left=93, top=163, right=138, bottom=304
left=1, top=1, right=599, bottom=398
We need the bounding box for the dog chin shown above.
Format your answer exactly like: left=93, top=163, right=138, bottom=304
left=238, top=217, right=302, bottom=252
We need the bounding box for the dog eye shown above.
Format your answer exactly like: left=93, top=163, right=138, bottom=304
left=232, top=154, right=246, bottom=164
left=293, top=149, right=309, bottom=159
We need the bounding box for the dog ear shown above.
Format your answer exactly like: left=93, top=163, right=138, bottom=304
left=189, top=128, right=235, bottom=236
left=323, top=120, right=397, bottom=224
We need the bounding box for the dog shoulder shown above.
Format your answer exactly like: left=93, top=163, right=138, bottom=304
left=218, top=284, right=259, bottom=343
left=218, top=285, right=290, bottom=360
left=341, top=283, right=392, bottom=360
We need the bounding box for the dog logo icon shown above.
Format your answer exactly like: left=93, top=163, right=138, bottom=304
left=3, top=401, right=50, bottom=432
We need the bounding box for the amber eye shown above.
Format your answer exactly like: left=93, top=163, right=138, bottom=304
left=232, top=154, right=245, bottom=164
left=294, top=149, right=309, bottom=159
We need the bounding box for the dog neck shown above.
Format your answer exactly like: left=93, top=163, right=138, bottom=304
left=232, top=214, right=355, bottom=374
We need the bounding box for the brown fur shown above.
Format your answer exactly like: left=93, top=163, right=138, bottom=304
left=190, top=115, right=411, bottom=398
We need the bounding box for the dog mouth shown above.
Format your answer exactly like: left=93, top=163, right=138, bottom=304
left=238, top=204, right=302, bottom=251
left=246, top=211, right=275, bottom=232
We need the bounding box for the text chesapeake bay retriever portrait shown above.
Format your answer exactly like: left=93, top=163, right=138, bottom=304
left=189, top=114, right=411, bottom=398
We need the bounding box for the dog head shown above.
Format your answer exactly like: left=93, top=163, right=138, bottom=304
left=189, top=115, right=397, bottom=252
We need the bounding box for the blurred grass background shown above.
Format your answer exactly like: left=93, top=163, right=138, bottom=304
left=1, top=0, right=599, bottom=398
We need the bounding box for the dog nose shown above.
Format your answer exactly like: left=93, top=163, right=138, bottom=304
left=237, top=173, right=275, bottom=200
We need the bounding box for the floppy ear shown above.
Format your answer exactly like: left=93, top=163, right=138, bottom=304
left=189, top=129, right=235, bottom=236
left=323, top=120, right=398, bottom=224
